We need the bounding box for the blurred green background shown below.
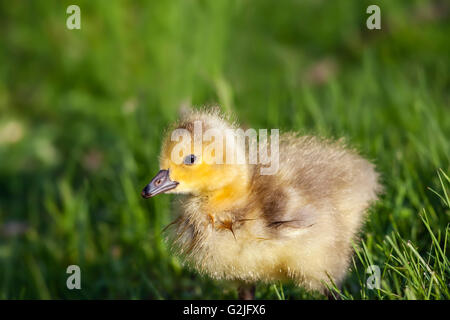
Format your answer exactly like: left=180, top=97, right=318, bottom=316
left=0, top=0, right=448, bottom=299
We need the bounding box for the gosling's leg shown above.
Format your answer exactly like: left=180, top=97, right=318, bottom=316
left=325, top=288, right=342, bottom=300
left=238, top=284, right=256, bottom=300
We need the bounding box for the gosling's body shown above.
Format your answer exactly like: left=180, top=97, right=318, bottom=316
left=143, top=109, right=381, bottom=295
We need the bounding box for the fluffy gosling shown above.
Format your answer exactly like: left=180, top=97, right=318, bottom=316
left=141, top=108, right=382, bottom=299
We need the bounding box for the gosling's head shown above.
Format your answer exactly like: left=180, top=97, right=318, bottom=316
left=141, top=109, right=248, bottom=198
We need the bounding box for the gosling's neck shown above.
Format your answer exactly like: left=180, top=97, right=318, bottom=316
left=202, top=166, right=252, bottom=213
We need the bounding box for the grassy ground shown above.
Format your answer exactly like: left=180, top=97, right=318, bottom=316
left=0, top=0, right=448, bottom=299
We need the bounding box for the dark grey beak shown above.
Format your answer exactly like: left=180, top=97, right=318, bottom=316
left=141, top=169, right=179, bottom=199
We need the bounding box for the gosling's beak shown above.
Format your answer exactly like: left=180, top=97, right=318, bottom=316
left=141, top=169, right=179, bottom=199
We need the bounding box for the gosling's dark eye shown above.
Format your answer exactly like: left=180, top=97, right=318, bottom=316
left=183, top=154, right=197, bottom=165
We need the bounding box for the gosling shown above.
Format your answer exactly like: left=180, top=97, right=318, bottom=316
left=141, top=108, right=381, bottom=299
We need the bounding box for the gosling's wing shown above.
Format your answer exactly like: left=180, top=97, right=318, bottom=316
left=265, top=204, right=319, bottom=230
left=249, top=170, right=322, bottom=238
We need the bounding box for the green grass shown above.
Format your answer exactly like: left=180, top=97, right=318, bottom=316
left=0, top=0, right=448, bottom=299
